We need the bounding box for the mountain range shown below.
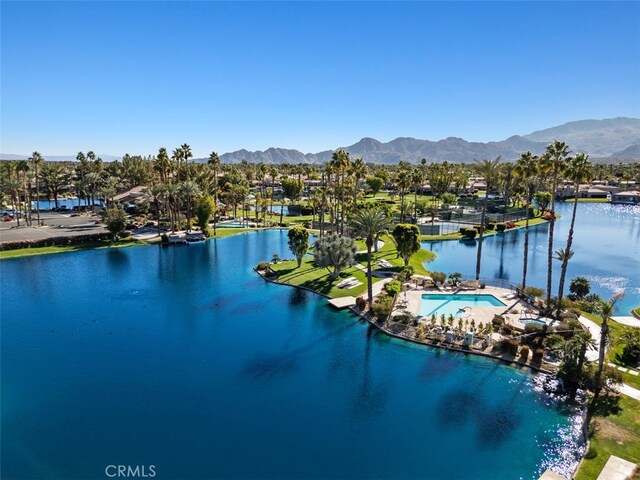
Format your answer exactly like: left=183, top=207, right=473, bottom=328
left=2, top=117, right=639, bottom=164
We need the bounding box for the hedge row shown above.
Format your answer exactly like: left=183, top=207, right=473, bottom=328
left=0, top=232, right=114, bottom=251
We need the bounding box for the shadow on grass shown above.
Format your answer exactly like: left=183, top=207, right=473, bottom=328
left=589, top=393, right=622, bottom=418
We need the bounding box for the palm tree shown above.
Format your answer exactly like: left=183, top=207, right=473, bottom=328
left=412, top=167, right=424, bottom=221
left=350, top=157, right=367, bottom=208
left=594, top=292, right=624, bottom=398
left=16, top=160, right=30, bottom=224
left=473, top=157, right=501, bottom=280
left=181, top=144, right=193, bottom=180
left=555, top=153, right=593, bottom=318
left=178, top=180, right=201, bottom=230
left=172, top=148, right=184, bottom=182
left=208, top=151, right=221, bottom=236
left=351, top=207, right=392, bottom=308
left=514, top=152, right=540, bottom=291
left=553, top=247, right=574, bottom=318
left=540, top=141, right=571, bottom=308
left=155, top=147, right=171, bottom=183
left=29, top=151, right=44, bottom=224
left=331, top=150, right=351, bottom=235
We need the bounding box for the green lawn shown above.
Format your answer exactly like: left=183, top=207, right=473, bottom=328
left=566, top=198, right=610, bottom=203
left=575, top=395, right=640, bottom=480
left=269, top=234, right=436, bottom=298
left=0, top=237, right=157, bottom=259
left=633, top=306, right=640, bottom=318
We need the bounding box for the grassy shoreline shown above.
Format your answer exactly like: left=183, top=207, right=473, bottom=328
left=270, top=234, right=436, bottom=299
left=0, top=227, right=258, bottom=259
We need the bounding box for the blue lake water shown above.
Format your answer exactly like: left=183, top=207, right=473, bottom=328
left=1, top=230, right=581, bottom=479
left=31, top=198, right=103, bottom=210
left=423, top=202, right=640, bottom=315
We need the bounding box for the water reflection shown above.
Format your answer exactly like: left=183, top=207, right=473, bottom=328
left=424, top=203, right=640, bottom=313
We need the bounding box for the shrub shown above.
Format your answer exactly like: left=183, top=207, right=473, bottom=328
left=459, top=227, right=467, bottom=235
left=524, top=323, right=543, bottom=335
left=492, top=315, right=505, bottom=327
left=160, top=233, right=169, bottom=244
left=430, top=271, right=447, bottom=284
left=486, top=222, right=496, bottom=230
left=524, top=286, right=544, bottom=297
left=256, top=261, right=271, bottom=271
left=496, top=223, right=506, bottom=232
left=519, top=345, right=530, bottom=361
left=355, top=296, right=367, bottom=311
left=498, top=338, right=519, bottom=356
left=396, top=266, right=415, bottom=283
left=384, top=280, right=402, bottom=297
left=531, top=348, right=544, bottom=364
left=463, top=228, right=477, bottom=239
left=371, top=294, right=393, bottom=319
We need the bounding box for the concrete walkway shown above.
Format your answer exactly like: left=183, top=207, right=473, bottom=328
left=619, top=383, right=640, bottom=401
left=596, top=455, right=637, bottom=480
left=578, top=315, right=601, bottom=362
left=612, top=316, right=640, bottom=328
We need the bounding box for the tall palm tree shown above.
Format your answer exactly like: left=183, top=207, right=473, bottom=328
left=331, top=150, right=351, bottom=235
left=412, top=167, right=424, bottom=221
left=553, top=247, right=574, bottom=317
left=396, top=169, right=411, bottom=222
left=181, top=143, right=193, bottom=180
left=29, top=151, right=44, bottom=224
left=350, top=157, right=367, bottom=208
left=155, top=147, right=171, bottom=183
left=556, top=153, right=593, bottom=318
left=172, top=148, right=184, bottom=182
left=208, top=151, right=221, bottom=236
left=178, top=180, right=201, bottom=230
left=473, top=157, right=502, bottom=280
left=594, top=292, right=624, bottom=398
left=540, top=141, right=571, bottom=309
left=514, top=151, right=540, bottom=291
left=16, top=160, right=30, bottom=225
left=351, top=207, right=392, bottom=308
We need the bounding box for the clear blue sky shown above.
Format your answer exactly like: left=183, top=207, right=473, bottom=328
left=2, top=1, right=639, bottom=158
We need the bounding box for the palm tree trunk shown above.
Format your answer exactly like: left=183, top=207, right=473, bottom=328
left=475, top=190, right=489, bottom=280
left=595, top=320, right=609, bottom=396
left=366, top=236, right=373, bottom=307
left=546, top=172, right=559, bottom=307
left=521, top=193, right=532, bottom=291
left=35, top=165, right=40, bottom=224
left=556, top=189, right=580, bottom=317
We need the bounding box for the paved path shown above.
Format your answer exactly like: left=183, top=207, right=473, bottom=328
left=578, top=315, right=601, bottom=362
left=612, top=316, right=640, bottom=328
left=596, top=455, right=637, bottom=480
left=619, top=383, right=640, bottom=401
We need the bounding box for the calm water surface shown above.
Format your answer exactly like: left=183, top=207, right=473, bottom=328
left=424, top=202, right=640, bottom=314
left=2, top=230, right=581, bottom=479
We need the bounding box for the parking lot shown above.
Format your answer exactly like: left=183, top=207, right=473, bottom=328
left=0, top=212, right=107, bottom=243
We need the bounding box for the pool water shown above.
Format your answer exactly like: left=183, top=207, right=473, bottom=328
left=1, top=231, right=582, bottom=479
left=420, top=293, right=506, bottom=318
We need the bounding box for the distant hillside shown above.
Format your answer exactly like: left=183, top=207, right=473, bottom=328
left=216, top=117, right=640, bottom=164
left=522, top=117, right=640, bottom=157
left=5, top=117, right=640, bottom=164
left=612, top=144, right=640, bottom=158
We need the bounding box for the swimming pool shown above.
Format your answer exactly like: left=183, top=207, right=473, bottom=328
left=419, top=293, right=506, bottom=318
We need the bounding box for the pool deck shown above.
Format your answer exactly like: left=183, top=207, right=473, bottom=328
left=393, top=284, right=552, bottom=331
